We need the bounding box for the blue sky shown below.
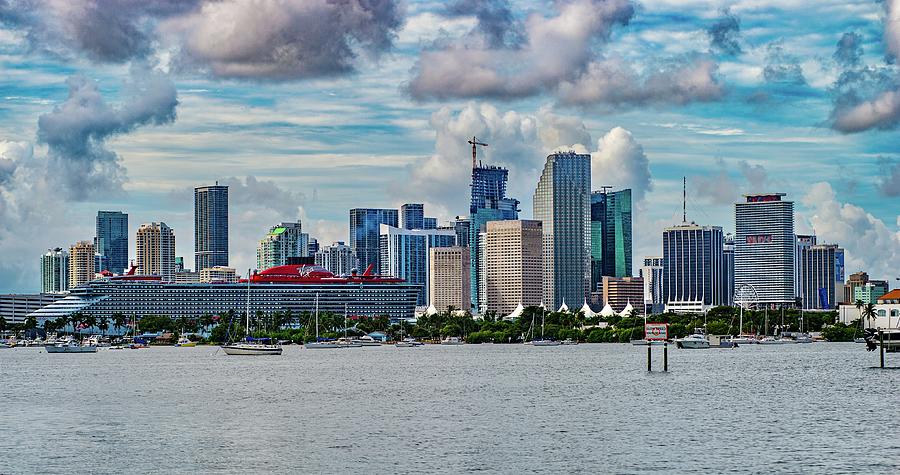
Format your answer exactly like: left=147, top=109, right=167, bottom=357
left=1, top=0, right=900, bottom=292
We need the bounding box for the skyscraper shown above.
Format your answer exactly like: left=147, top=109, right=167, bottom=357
left=590, top=188, right=633, bottom=290
left=257, top=222, right=308, bottom=271
left=734, top=193, right=795, bottom=305
left=797, top=244, right=844, bottom=309
left=469, top=165, right=519, bottom=313
left=68, top=240, right=95, bottom=289
left=379, top=225, right=455, bottom=306
left=662, top=223, right=726, bottom=313
left=350, top=208, right=398, bottom=273
left=315, top=241, right=359, bottom=276
left=400, top=203, right=424, bottom=230
left=429, top=247, right=471, bottom=312
left=95, top=210, right=128, bottom=274
left=533, top=151, right=591, bottom=310
left=41, top=248, right=68, bottom=293
left=640, top=256, right=663, bottom=314
left=423, top=217, right=437, bottom=230
left=136, top=222, right=176, bottom=282
left=484, top=220, right=543, bottom=315
left=724, top=234, right=735, bottom=306
left=194, top=184, right=229, bottom=272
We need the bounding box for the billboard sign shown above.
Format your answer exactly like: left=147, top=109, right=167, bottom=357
left=746, top=195, right=782, bottom=203
left=645, top=323, right=668, bottom=341
left=746, top=234, right=773, bottom=244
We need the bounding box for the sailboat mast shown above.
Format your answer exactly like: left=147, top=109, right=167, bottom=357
left=315, top=292, right=320, bottom=340
left=245, top=269, right=251, bottom=336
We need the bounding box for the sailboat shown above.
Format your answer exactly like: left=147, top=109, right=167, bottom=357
left=531, top=303, right=560, bottom=346
left=395, top=319, right=423, bottom=347
left=305, top=293, right=340, bottom=349
left=336, top=304, right=362, bottom=347
left=222, top=271, right=283, bottom=355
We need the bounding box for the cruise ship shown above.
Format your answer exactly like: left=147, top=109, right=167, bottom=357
left=28, top=265, right=420, bottom=323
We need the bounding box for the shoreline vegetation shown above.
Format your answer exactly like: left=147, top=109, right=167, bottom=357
left=1, top=305, right=864, bottom=344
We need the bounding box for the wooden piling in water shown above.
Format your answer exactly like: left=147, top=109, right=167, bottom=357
left=664, top=342, right=668, bottom=372
left=880, top=330, right=885, bottom=369
left=647, top=345, right=652, bottom=372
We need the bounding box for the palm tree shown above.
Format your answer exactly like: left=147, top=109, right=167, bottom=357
left=0, top=315, right=7, bottom=333
left=98, top=317, right=109, bottom=336
left=861, top=303, right=878, bottom=329
left=112, top=313, right=126, bottom=335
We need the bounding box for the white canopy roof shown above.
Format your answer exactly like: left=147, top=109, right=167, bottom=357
left=503, top=303, right=525, bottom=321
left=558, top=300, right=570, bottom=313
left=425, top=303, right=438, bottom=316
left=580, top=300, right=596, bottom=318
left=619, top=302, right=635, bottom=317
left=599, top=302, right=616, bottom=317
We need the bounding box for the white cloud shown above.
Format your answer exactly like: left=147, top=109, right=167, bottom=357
left=590, top=127, right=652, bottom=201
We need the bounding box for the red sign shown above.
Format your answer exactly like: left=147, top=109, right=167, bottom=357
left=645, top=323, right=668, bottom=341
left=747, top=195, right=781, bottom=203
left=746, top=234, right=772, bottom=244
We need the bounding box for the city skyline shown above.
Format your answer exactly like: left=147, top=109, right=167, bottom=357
left=2, top=1, right=900, bottom=292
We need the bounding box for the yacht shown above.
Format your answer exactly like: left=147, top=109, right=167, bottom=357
left=758, top=336, right=793, bottom=345
left=531, top=339, right=561, bottom=347
left=675, top=330, right=710, bottom=349
left=560, top=338, right=579, bottom=345
left=46, top=340, right=98, bottom=353
left=440, top=336, right=464, bottom=345
left=395, top=337, right=424, bottom=347
left=793, top=333, right=813, bottom=344
left=222, top=271, right=283, bottom=356
left=175, top=336, right=197, bottom=347
left=336, top=337, right=362, bottom=348
left=352, top=335, right=383, bottom=346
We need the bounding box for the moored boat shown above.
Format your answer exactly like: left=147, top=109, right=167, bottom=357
left=395, top=337, right=424, bottom=347
left=176, top=335, right=197, bottom=347
left=440, top=336, right=464, bottom=345
left=46, top=341, right=97, bottom=353
left=675, top=330, right=710, bottom=349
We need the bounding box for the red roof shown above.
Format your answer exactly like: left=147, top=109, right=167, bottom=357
left=877, top=289, right=900, bottom=302
left=248, top=265, right=404, bottom=284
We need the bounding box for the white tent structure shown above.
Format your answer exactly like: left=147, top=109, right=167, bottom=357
left=503, top=303, right=525, bottom=321
left=425, top=303, right=438, bottom=316
left=618, top=301, right=635, bottom=317
left=579, top=300, right=596, bottom=318
left=557, top=300, right=570, bottom=313
left=599, top=302, right=616, bottom=318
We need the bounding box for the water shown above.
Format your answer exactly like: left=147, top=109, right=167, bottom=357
left=1, top=343, right=897, bottom=474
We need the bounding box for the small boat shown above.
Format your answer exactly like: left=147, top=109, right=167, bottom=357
left=108, top=345, right=124, bottom=350
left=560, top=338, right=579, bottom=345
left=675, top=331, right=710, bottom=349
left=854, top=337, right=867, bottom=343
left=440, top=336, right=464, bottom=345
left=129, top=338, right=148, bottom=349
left=758, top=336, right=793, bottom=345
left=223, top=338, right=283, bottom=355
left=336, top=337, right=362, bottom=348
left=793, top=333, right=813, bottom=344
left=864, top=328, right=900, bottom=352
left=395, top=337, right=424, bottom=347
left=525, top=305, right=561, bottom=346
left=730, top=335, right=758, bottom=345
left=352, top=335, right=383, bottom=346
left=530, top=339, right=561, bottom=347
left=176, top=336, right=197, bottom=347
left=46, top=341, right=97, bottom=353
left=304, top=293, right=341, bottom=349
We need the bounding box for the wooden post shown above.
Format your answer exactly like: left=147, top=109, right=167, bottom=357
left=647, top=345, right=652, bottom=372
left=664, top=342, right=668, bottom=372
left=880, top=330, right=885, bottom=369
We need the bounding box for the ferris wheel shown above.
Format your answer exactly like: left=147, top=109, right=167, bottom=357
left=734, top=283, right=759, bottom=310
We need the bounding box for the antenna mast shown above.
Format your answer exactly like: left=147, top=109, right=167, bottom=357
left=467, top=136, right=488, bottom=169
left=682, top=176, right=687, bottom=223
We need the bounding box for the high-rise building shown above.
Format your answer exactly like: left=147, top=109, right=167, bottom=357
left=724, top=234, right=735, bottom=306
left=379, top=225, right=455, bottom=306
left=136, top=222, right=176, bottom=282
left=453, top=217, right=470, bottom=248
left=350, top=208, right=398, bottom=273
left=200, top=266, right=238, bottom=283
left=533, top=151, right=591, bottom=310
left=590, top=189, right=633, bottom=290
left=602, top=276, right=644, bottom=315
left=484, top=220, right=543, bottom=315
left=257, top=222, right=308, bottom=271
left=194, top=184, right=229, bottom=272
left=662, top=223, right=726, bottom=313
left=307, top=238, right=320, bottom=256
left=429, top=247, right=471, bottom=312
left=423, top=217, right=437, bottom=230
left=175, top=257, right=185, bottom=272
left=797, top=244, right=844, bottom=309
left=68, top=241, right=95, bottom=289
left=640, top=256, right=663, bottom=314
left=795, top=234, right=817, bottom=298
left=469, top=165, right=519, bottom=313
left=41, top=248, right=68, bottom=293
left=734, top=193, right=795, bottom=306
left=315, top=241, right=359, bottom=276
left=95, top=210, right=128, bottom=274
left=400, top=203, right=424, bottom=230
left=855, top=281, right=890, bottom=304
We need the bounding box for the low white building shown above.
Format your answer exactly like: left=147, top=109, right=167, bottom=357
left=837, top=289, right=900, bottom=329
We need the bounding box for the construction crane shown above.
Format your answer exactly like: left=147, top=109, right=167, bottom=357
left=468, top=136, right=488, bottom=169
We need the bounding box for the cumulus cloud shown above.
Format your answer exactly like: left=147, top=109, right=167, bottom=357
left=161, top=0, right=403, bottom=80
left=590, top=127, right=652, bottom=201
left=877, top=158, right=900, bottom=197
left=707, top=9, right=741, bottom=56
left=557, top=56, right=723, bottom=107
left=218, top=176, right=308, bottom=218
left=833, top=32, right=863, bottom=67
left=444, top=0, right=520, bottom=48
left=0, top=141, right=29, bottom=185
left=407, top=0, right=635, bottom=100
left=692, top=158, right=771, bottom=204
left=36, top=72, right=177, bottom=199
left=762, top=41, right=806, bottom=85
left=0, top=0, right=402, bottom=80
left=801, top=182, right=900, bottom=278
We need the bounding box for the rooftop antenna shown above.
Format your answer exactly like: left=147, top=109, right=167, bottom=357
left=599, top=185, right=613, bottom=194
left=682, top=176, right=687, bottom=223
left=468, top=136, right=488, bottom=169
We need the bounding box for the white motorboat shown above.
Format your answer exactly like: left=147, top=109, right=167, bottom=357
left=336, top=337, right=362, bottom=348
left=440, top=336, right=464, bottom=345
left=758, top=336, right=793, bottom=345
left=175, top=336, right=197, bottom=347
left=793, top=333, right=813, bottom=344
left=530, top=339, right=561, bottom=347
left=223, top=270, right=283, bottom=356
left=675, top=332, right=710, bottom=349
left=45, top=341, right=97, bottom=353
left=352, top=335, right=383, bottom=346
left=560, top=338, right=579, bottom=345
left=395, top=337, right=424, bottom=347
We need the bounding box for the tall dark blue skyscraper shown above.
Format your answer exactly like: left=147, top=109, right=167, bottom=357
left=400, top=203, right=424, bottom=230
left=469, top=165, right=519, bottom=313
left=194, top=184, right=229, bottom=272
left=350, top=208, right=398, bottom=273
left=95, top=210, right=128, bottom=274
left=590, top=189, right=633, bottom=291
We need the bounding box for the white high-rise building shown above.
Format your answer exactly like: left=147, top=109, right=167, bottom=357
left=257, top=222, right=309, bottom=271
left=41, top=248, right=69, bottom=293
left=734, top=194, right=795, bottom=305
left=315, top=241, right=359, bottom=276
left=533, top=151, right=591, bottom=309
left=136, top=222, right=176, bottom=282
left=640, top=256, right=663, bottom=314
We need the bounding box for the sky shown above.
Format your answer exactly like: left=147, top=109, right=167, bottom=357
left=1, top=0, right=900, bottom=293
